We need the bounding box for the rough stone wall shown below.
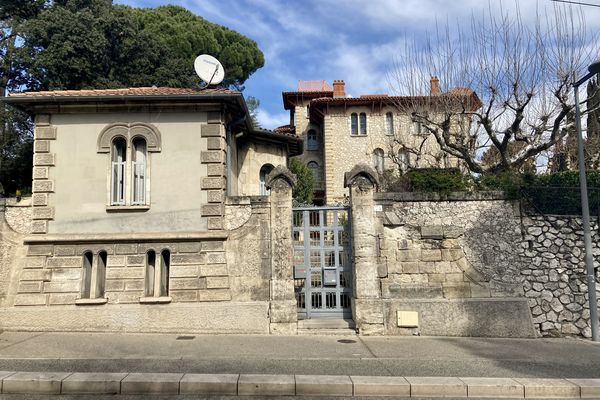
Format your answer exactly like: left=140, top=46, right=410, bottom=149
left=520, top=215, right=600, bottom=338
left=377, top=193, right=524, bottom=299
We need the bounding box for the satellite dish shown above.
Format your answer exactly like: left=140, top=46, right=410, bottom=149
left=194, top=54, right=225, bottom=87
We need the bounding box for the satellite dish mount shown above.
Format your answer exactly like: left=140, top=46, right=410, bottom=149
left=194, top=55, right=225, bottom=89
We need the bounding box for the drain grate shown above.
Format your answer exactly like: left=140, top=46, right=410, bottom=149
left=176, top=335, right=195, bottom=340
left=337, top=339, right=356, bottom=344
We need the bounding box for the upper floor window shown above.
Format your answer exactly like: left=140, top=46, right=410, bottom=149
left=307, top=129, right=318, bottom=151
left=307, top=161, right=321, bottom=182
left=386, top=112, right=394, bottom=135
left=412, top=114, right=428, bottom=135
left=359, top=113, right=367, bottom=135
left=398, top=151, right=410, bottom=173
left=350, top=113, right=358, bottom=135
left=98, top=123, right=162, bottom=209
left=259, top=164, right=274, bottom=195
left=372, top=148, right=384, bottom=174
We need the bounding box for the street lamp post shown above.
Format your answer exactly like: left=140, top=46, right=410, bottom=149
left=573, top=60, right=600, bottom=342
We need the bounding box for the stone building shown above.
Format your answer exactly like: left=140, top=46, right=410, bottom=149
left=0, top=87, right=302, bottom=333
left=277, top=79, right=479, bottom=204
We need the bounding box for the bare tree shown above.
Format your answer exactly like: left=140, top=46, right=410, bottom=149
left=387, top=2, right=600, bottom=174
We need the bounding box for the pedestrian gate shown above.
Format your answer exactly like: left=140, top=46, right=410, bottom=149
left=292, top=206, right=352, bottom=319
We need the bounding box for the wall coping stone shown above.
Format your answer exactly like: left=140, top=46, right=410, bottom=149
left=375, top=191, right=509, bottom=202
left=24, top=231, right=228, bottom=244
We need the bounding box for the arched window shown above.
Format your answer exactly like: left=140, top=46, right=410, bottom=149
left=160, top=250, right=170, bottom=297
left=80, top=250, right=107, bottom=300
left=373, top=148, right=385, bottom=174
left=259, top=164, right=274, bottom=195
left=96, top=251, right=107, bottom=298
left=399, top=151, right=410, bottom=173
left=132, top=138, right=147, bottom=205
left=81, top=251, right=93, bottom=299
left=359, top=113, right=367, bottom=135
left=111, top=138, right=127, bottom=205
left=145, top=250, right=156, bottom=297
left=386, top=112, right=394, bottom=135
left=350, top=113, right=358, bottom=135
left=307, top=161, right=321, bottom=183
left=307, top=129, right=318, bottom=151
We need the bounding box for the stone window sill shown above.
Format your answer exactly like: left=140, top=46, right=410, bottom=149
left=106, top=205, right=150, bottom=212
left=139, top=296, right=172, bottom=304
left=75, top=297, right=108, bottom=305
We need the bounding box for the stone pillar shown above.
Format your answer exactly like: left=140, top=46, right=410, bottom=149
left=344, top=164, right=384, bottom=335
left=266, top=166, right=298, bottom=335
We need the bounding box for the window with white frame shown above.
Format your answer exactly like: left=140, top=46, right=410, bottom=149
left=98, top=123, right=161, bottom=209
left=386, top=112, right=394, bottom=135
left=372, top=148, right=385, bottom=174
left=307, top=129, right=318, bottom=151
left=350, top=113, right=358, bottom=135
left=359, top=113, right=367, bottom=135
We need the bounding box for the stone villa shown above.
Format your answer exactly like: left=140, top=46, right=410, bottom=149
left=277, top=79, right=479, bottom=204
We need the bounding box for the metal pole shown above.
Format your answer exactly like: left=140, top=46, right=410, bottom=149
left=574, top=78, right=599, bottom=341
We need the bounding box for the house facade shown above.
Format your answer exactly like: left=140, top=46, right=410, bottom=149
left=0, top=87, right=303, bottom=334
left=278, top=79, right=478, bottom=204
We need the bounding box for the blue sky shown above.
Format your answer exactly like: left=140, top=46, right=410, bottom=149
left=115, top=0, right=600, bottom=129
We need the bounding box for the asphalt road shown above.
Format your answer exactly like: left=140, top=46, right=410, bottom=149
left=0, top=331, right=597, bottom=379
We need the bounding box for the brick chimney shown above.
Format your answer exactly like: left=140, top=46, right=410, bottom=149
left=430, top=76, right=441, bottom=95
left=333, top=80, right=345, bottom=97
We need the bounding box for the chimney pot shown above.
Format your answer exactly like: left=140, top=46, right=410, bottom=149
left=430, top=76, right=441, bottom=95
left=333, top=80, right=345, bottom=98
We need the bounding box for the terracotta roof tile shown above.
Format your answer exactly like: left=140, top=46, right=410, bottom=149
left=9, top=86, right=237, bottom=98
left=274, top=124, right=296, bottom=136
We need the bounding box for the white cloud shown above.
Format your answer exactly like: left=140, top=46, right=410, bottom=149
left=257, top=109, right=289, bottom=130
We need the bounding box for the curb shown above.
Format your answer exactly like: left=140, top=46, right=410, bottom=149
left=0, top=372, right=598, bottom=397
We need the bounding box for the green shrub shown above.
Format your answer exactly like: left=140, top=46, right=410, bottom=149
left=404, top=168, right=472, bottom=194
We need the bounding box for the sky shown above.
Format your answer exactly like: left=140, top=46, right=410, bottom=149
left=115, top=0, right=600, bottom=130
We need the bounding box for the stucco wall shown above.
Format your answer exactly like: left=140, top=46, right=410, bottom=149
left=236, top=141, right=286, bottom=196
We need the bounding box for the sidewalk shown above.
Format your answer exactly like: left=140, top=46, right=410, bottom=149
left=0, top=331, right=598, bottom=398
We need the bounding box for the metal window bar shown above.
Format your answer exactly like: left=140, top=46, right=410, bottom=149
left=132, top=161, right=146, bottom=205
left=111, top=161, right=125, bottom=205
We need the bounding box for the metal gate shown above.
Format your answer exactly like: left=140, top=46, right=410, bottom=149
left=292, top=206, right=352, bottom=319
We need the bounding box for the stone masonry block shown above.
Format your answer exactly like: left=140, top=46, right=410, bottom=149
left=43, top=280, right=81, bottom=293
left=32, top=207, right=54, bottom=220
left=18, top=282, right=43, bottom=293
left=33, top=153, right=55, bottom=167
left=207, top=190, right=224, bottom=203
left=35, top=126, right=57, bottom=140
left=442, top=249, right=464, bottom=261
left=178, top=243, right=201, bottom=253
left=116, top=244, right=137, bottom=255
left=31, top=220, right=48, bottom=234
left=14, top=294, right=47, bottom=306
left=46, top=257, right=81, bottom=268
left=35, top=114, right=51, bottom=126
left=443, top=283, right=472, bottom=299
left=201, top=204, right=223, bottom=217
left=444, top=225, right=464, bottom=239
left=33, top=167, right=49, bottom=179
left=32, top=180, right=54, bottom=193
left=397, top=249, right=420, bottom=262
left=170, top=265, right=199, bottom=278
left=124, top=280, right=145, bottom=291
left=238, top=374, right=295, bottom=396
left=206, top=137, right=224, bottom=150
left=202, top=241, right=224, bottom=251
left=106, top=267, right=144, bottom=280
left=201, top=151, right=224, bottom=164
left=421, top=249, right=442, bottom=262
left=206, top=276, right=229, bottom=289
left=170, top=290, right=199, bottom=302
left=34, top=140, right=50, bottom=153
left=207, top=111, right=222, bottom=123
left=207, top=164, right=225, bottom=177
left=21, top=256, right=46, bottom=269
left=21, top=269, right=51, bottom=281
left=202, top=177, right=224, bottom=190
left=105, top=280, right=124, bottom=291
left=295, top=375, right=352, bottom=396
left=354, top=299, right=384, bottom=324
left=201, top=123, right=221, bottom=137
left=107, top=255, right=126, bottom=267
left=199, top=264, right=228, bottom=277
left=48, top=293, right=79, bottom=305
left=269, top=300, right=297, bottom=323
left=27, top=244, right=53, bottom=256
left=126, top=255, right=144, bottom=266
left=421, top=225, right=444, bottom=239
left=32, top=193, right=48, bottom=206
left=169, top=278, right=204, bottom=290
left=208, top=217, right=223, bottom=230
left=51, top=267, right=81, bottom=280
left=206, top=252, right=226, bottom=264
left=171, top=254, right=206, bottom=265
left=54, top=245, right=75, bottom=256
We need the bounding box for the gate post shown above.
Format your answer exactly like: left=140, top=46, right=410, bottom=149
left=266, top=165, right=298, bottom=335
left=345, top=164, right=384, bottom=335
